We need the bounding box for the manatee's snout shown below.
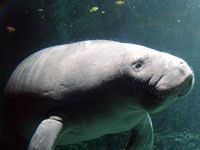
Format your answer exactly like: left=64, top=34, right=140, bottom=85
left=155, top=55, right=194, bottom=98
left=176, top=68, right=194, bottom=97
left=141, top=52, right=194, bottom=113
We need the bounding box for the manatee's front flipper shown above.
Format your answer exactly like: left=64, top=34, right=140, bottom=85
left=28, top=116, right=63, bottom=150
left=125, top=114, right=153, bottom=150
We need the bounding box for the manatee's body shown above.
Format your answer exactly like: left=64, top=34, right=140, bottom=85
left=4, top=40, right=194, bottom=150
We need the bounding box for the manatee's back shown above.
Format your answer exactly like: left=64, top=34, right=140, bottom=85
left=4, top=40, right=127, bottom=137
left=4, top=45, right=72, bottom=137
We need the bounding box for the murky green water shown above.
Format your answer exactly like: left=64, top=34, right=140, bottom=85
left=0, top=0, right=199, bottom=149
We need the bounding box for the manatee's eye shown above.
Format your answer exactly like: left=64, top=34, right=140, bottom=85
left=135, top=63, right=142, bottom=69
left=132, top=60, right=144, bottom=70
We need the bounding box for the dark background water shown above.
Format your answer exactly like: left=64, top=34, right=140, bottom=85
left=0, top=0, right=199, bottom=149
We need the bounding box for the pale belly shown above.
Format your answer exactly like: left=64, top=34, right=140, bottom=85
left=56, top=108, right=148, bottom=145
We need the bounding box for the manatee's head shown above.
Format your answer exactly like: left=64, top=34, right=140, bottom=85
left=120, top=44, right=194, bottom=113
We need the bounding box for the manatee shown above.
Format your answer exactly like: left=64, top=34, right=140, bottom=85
left=4, top=40, right=194, bottom=150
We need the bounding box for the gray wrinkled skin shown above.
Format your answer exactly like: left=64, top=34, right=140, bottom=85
left=4, top=40, right=194, bottom=150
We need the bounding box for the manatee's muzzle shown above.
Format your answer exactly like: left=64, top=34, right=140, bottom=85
left=177, top=73, right=194, bottom=97
left=140, top=70, right=194, bottom=113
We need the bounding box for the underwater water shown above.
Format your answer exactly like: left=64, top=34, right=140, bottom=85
left=0, top=0, right=199, bottom=149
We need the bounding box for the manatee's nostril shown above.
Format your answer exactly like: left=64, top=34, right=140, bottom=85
left=178, top=68, right=186, bottom=76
